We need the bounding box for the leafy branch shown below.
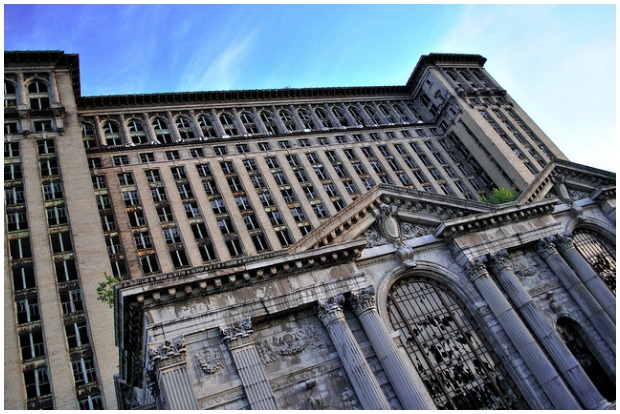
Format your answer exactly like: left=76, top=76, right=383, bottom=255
left=96, top=272, right=123, bottom=308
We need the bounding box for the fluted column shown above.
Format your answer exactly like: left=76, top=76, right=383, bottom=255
left=465, top=258, right=580, bottom=409
left=93, top=115, right=107, bottom=146
left=488, top=250, right=608, bottom=409
left=148, top=338, right=199, bottom=410
left=47, top=71, right=61, bottom=107
left=221, top=318, right=278, bottom=410
left=536, top=238, right=615, bottom=352
left=317, top=295, right=391, bottom=410
left=166, top=111, right=182, bottom=141
left=210, top=109, right=227, bottom=137
left=349, top=286, right=434, bottom=409
left=270, top=106, right=288, bottom=133
left=118, top=114, right=132, bottom=145
left=231, top=108, right=248, bottom=136
left=554, top=233, right=616, bottom=322
left=142, top=113, right=158, bottom=144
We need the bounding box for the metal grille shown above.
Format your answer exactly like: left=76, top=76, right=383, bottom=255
left=388, top=276, right=525, bottom=409
left=573, top=229, right=616, bottom=294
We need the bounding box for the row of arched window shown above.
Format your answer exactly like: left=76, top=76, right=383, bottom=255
left=5, top=79, right=50, bottom=110
left=80, top=101, right=429, bottom=148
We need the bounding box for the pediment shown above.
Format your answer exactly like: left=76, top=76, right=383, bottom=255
left=289, top=184, right=494, bottom=253
left=517, top=159, right=616, bottom=206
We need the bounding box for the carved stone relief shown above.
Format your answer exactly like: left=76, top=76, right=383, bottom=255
left=194, top=347, right=224, bottom=376
left=257, top=325, right=320, bottom=364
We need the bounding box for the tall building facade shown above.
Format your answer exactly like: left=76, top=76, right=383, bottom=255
left=4, top=51, right=615, bottom=410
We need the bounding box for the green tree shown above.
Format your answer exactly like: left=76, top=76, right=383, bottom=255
left=96, top=272, right=122, bottom=308
left=480, top=187, right=519, bottom=204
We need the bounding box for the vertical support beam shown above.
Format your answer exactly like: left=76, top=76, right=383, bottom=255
left=465, top=258, right=581, bottom=409
left=536, top=238, right=615, bottom=352
left=317, top=295, right=391, bottom=410
left=554, top=233, right=616, bottom=322
left=349, top=286, right=434, bottom=409
left=221, top=318, right=278, bottom=410
left=488, top=250, right=608, bottom=409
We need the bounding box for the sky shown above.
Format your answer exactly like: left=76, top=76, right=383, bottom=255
left=3, top=3, right=616, bottom=172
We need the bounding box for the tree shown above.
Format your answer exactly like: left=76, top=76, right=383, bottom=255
left=480, top=187, right=519, bottom=204
left=96, top=272, right=122, bottom=308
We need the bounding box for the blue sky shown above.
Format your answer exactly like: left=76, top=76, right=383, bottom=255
left=4, top=4, right=616, bottom=172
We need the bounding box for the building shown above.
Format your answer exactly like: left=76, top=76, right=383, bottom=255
left=3, top=50, right=615, bottom=410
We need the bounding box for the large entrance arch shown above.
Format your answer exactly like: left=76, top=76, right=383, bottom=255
left=387, top=275, right=526, bottom=409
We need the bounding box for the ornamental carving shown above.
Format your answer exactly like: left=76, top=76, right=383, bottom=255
left=349, top=286, right=376, bottom=315
left=371, top=203, right=403, bottom=247
left=512, top=257, right=540, bottom=279
left=220, top=318, right=253, bottom=342
left=194, top=348, right=224, bottom=375
left=256, top=325, right=319, bottom=364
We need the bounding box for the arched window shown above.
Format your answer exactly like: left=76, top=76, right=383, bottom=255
left=102, top=121, right=122, bottom=146
left=387, top=276, right=525, bottom=409
left=297, top=109, right=315, bottom=130
left=364, top=105, right=382, bottom=125
left=331, top=106, right=350, bottom=127
left=152, top=118, right=172, bottom=144
left=176, top=116, right=194, bottom=140
left=278, top=109, right=298, bottom=131
left=81, top=123, right=96, bottom=149
left=28, top=80, right=49, bottom=110
left=127, top=119, right=148, bottom=145
left=240, top=112, right=259, bottom=135
left=393, top=104, right=412, bottom=123
left=378, top=104, right=396, bottom=123
left=420, top=94, right=438, bottom=116
left=314, top=108, right=333, bottom=129
left=572, top=229, right=616, bottom=293
left=556, top=317, right=615, bottom=401
left=219, top=113, right=238, bottom=136
left=407, top=102, right=424, bottom=121
left=260, top=111, right=278, bottom=135
left=197, top=114, right=218, bottom=138
left=348, top=106, right=365, bottom=126
left=5, top=81, right=16, bottom=108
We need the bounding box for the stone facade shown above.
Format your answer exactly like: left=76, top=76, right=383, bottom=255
left=4, top=51, right=616, bottom=409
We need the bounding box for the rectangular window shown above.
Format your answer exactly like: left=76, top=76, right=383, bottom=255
left=96, top=194, right=111, bottom=210
left=157, top=206, right=174, bottom=222
left=5, top=163, right=22, bottom=180
left=252, top=233, right=270, bottom=252
left=16, top=296, right=40, bottom=324
left=151, top=187, right=167, bottom=203
left=42, top=181, right=64, bottom=201
left=117, top=172, right=135, bottom=186
left=51, top=232, right=72, bottom=254
left=198, top=243, right=217, bottom=262
left=112, top=155, right=129, bottom=166
left=257, top=142, right=270, bottom=151
left=278, top=140, right=291, bottom=149
left=10, top=237, right=32, bottom=260
left=184, top=202, right=201, bottom=218
left=12, top=265, right=36, bottom=291
left=236, top=143, right=249, bottom=153
left=37, top=139, right=56, bottom=155
left=123, top=190, right=140, bottom=206
left=60, top=289, right=84, bottom=314
left=4, top=141, right=20, bottom=158
left=88, top=157, right=102, bottom=169
left=24, top=368, right=51, bottom=399
left=39, top=158, right=59, bottom=176
left=19, top=330, right=45, bottom=360
left=65, top=321, right=90, bottom=348
left=140, top=255, right=160, bottom=274
left=163, top=227, right=182, bottom=244
left=140, top=152, right=155, bottom=163
left=55, top=259, right=78, bottom=283
left=170, top=249, right=189, bottom=268
left=213, top=145, right=227, bottom=156
left=92, top=175, right=107, bottom=190
left=165, top=150, right=180, bottom=160
left=134, top=232, right=153, bottom=250
left=190, top=148, right=204, bottom=158
left=7, top=209, right=29, bottom=231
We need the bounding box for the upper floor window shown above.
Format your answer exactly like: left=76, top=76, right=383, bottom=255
left=572, top=229, right=616, bottom=293
left=81, top=123, right=96, bottom=148
left=4, top=81, right=16, bottom=108
left=240, top=111, right=259, bottom=134
left=260, top=111, right=278, bottom=135
left=197, top=114, right=218, bottom=138
left=364, top=105, right=382, bottom=125
left=152, top=118, right=172, bottom=144
left=128, top=119, right=148, bottom=145
left=102, top=121, right=122, bottom=146
left=378, top=104, right=396, bottom=123
left=393, top=104, right=412, bottom=123
left=28, top=80, right=49, bottom=110
left=279, top=109, right=298, bottom=131
left=314, top=107, right=333, bottom=129
left=297, top=109, right=315, bottom=130
left=176, top=116, right=195, bottom=140
left=331, top=106, right=350, bottom=127
left=219, top=113, right=238, bottom=136
left=348, top=105, right=365, bottom=126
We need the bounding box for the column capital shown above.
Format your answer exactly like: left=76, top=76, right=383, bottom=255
left=535, top=237, right=558, bottom=259
left=220, top=317, right=253, bottom=343
left=464, top=256, right=489, bottom=282
left=317, top=294, right=345, bottom=327
left=553, top=232, right=573, bottom=253
left=349, top=286, right=376, bottom=316
left=487, top=249, right=512, bottom=274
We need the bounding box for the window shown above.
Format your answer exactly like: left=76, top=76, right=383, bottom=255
left=191, top=222, right=210, bottom=240
left=152, top=118, right=172, bottom=144
left=163, top=227, right=182, bottom=244
left=276, top=229, right=293, bottom=246
left=140, top=254, right=160, bottom=274
left=176, top=116, right=195, bottom=139
left=95, top=194, right=111, bottom=210
left=20, top=330, right=45, bottom=360
left=145, top=169, right=161, bottom=183
left=34, top=122, right=54, bottom=138
left=5, top=121, right=19, bottom=134
left=82, top=123, right=96, bottom=148
left=113, top=155, right=129, bottom=166
left=315, top=107, right=333, bottom=128
left=100, top=213, right=116, bottom=232
left=190, top=147, right=204, bottom=158
left=184, top=201, right=201, bottom=218
left=260, top=111, right=278, bottom=134
left=332, top=106, right=350, bottom=127
left=257, top=141, right=271, bottom=151
left=157, top=206, right=174, bottom=222
left=313, top=203, right=328, bottom=218
left=236, top=143, right=249, bottom=154
left=278, top=139, right=291, bottom=149
left=572, top=229, right=616, bottom=293
left=171, top=166, right=187, bottom=180
left=28, top=80, right=49, bottom=110
left=243, top=214, right=259, bottom=230
left=219, top=113, right=238, bottom=136
left=197, top=114, right=218, bottom=138
left=279, top=109, right=298, bottom=131
left=236, top=196, right=251, bottom=211
left=170, top=249, right=189, bottom=268
left=105, top=236, right=122, bottom=255
left=60, top=289, right=84, bottom=314
left=317, top=136, right=329, bottom=145
left=79, top=395, right=104, bottom=410
left=128, top=119, right=148, bottom=145
left=65, top=321, right=90, bottom=348
left=298, top=138, right=310, bottom=147
left=134, top=232, right=153, bottom=250
left=252, top=233, right=270, bottom=252
left=348, top=106, right=365, bottom=126
left=140, top=152, right=155, bottom=163
left=267, top=210, right=283, bottom=226
left=46, top=205, right=68, bottom=226
left=150, top=187, right=167, bottom=203
left=220, top=160, right=235, bottom=174
left=218, top=217, right=234, bottom=235
left=388, top=277, right=525, bottom=409
left=198, top=243, right=217, bottom=262
left=16, top=296, right=40, bottom=324
left=51, top=231, right=72, bottom=254
left=55, top=259, right=78, bottom=282
left=102, top=121, right=122, bottom=146
left=40, top=158, right=59, bottom=176
left=240, top=112, right=259, bottom=134
left=24, top=368, right=51, bottom=399
left=226, top=238, right=244, bottom=257
left=165, top=150, right=180, bottom=160
left=4, top=81, right=16, bottom=108
left=5, top=163, right=22, bottom=180
left=118, top=172, right=135, bottom=186
left=8, top=238, right=30, bottom=261
left=123, top=190, right=140, bottom=206
left=7, top=209, right=29, bottom=231
left=37, top=139, right=55, bottom=154
left=196, top=163, right=212, bottom=177
left=213, top=145, right=227, bottom=156
left=5, top=141, right=20, bottom=158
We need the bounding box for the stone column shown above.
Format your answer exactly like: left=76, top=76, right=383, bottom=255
left=166, top=111, right=182, bottom=142
left=118, top=114, right=132, bottom=145
left=251, top=108, right=268, bottom=135
left=142, top=113, right=158, bottom=144
left=209, top=109, right=227, bottom=137
left=147, top=338, right=199, bottom=410
left=231, top=108, right=248, bottom=136
left=465, top=258, right=581, bottom=409
left=554, top=233, right=616, bottom=322
left=488, top=251, right=608, bottom=409
left=536, top=238, right=615, bottom=352
left=317, top=295, right=391, bottom=410
left=270, top=106, right=288, bottom=133
left=221, top=318, right=278, bottom=410
left=349, top=286, right=434, bottom=409
left=187, top=110, right=202, bottom=140
left=47, top=71, right=61, bottom=107
left=93, top=115, right=107, bottom=146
